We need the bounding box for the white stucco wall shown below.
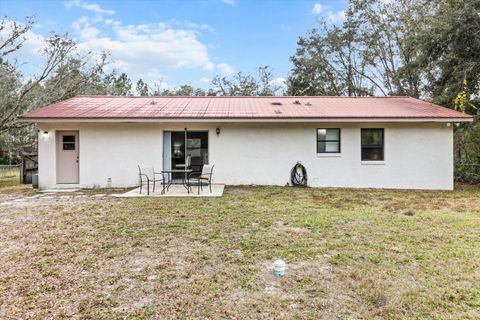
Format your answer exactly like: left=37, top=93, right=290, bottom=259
left=37, top=121, right=454, bottom=190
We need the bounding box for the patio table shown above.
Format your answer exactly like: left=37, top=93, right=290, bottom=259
left=161, top=169, right=193, bottom=193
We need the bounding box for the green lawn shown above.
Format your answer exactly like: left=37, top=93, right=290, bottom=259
left=0, top=185, right=479, bottom=319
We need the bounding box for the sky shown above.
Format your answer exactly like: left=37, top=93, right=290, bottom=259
left=0, top=0, right=348, bottom=90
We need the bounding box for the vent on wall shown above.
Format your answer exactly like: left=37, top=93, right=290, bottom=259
left=271, top=102, right=282, bottom=105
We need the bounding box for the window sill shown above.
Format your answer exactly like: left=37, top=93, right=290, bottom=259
left=361, top=161, right=386, bottom=165
left=317, top=153, right=342, bottom=158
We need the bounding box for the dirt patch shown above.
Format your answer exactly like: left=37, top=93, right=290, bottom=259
left=402, top=210, right=415, bottom=216
left=273, top=220, right=311, bottom=235
left=229, top=188, right=255, bottom=197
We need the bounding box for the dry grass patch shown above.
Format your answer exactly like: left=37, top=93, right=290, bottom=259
left=0, top=185, right=479, bottom=319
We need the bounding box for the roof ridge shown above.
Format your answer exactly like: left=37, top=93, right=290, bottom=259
left=75, top=95, right=413, bottom=99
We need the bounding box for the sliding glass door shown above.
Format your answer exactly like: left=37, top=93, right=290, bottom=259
left=186, top=131, right=208, bottom=172
left=163, top=131, right=208, bottom=178
left=171, top=132, right=186, bottom=173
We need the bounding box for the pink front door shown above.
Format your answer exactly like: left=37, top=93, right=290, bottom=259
left=56, top=131, right=79, bottom=184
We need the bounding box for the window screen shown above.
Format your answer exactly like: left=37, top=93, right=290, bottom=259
left=317, top=128, right=340, bottom=153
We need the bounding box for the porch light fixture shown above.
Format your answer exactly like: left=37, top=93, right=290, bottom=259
left=216, top=128, right=220, bottom=136
left=40, top=130, right=50, bottom=140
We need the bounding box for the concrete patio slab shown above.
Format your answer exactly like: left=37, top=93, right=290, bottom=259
left=114, top=184, right=225, bottom=197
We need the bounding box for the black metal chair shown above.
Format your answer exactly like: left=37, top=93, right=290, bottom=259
left=188, top=157, right=203, bottom=178
left=138, top=166, right=165, bottom=195
left=175, top=155, right=191, bottom=170
left=186, top=164, right=214, bottom=195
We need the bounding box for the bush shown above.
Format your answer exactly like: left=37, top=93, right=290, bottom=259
left=454, top=117, right=480, bottom=183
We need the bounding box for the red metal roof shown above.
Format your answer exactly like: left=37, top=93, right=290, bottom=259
left=20, top=95, right=473, bottom=121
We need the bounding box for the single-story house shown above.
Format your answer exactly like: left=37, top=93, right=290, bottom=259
left=20, top=95, right=473, bottom=190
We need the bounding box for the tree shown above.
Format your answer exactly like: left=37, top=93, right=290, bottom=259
left=257, top=66, right=281, bottom=96
left=211, top=66, right=281, bottom=96
left=454, top=80, right=478, bottom=114
left=136, top=79, right=149, bottom=96
left=109, top=73, right=132, bottom=96
left=287, top=0, right=426, bottom=97
left=0, top=32, right=78, bottom=134
left=211, top=72, right=257, bottom=96
left=413, top=0, right=480, bottom=182
left=149, top=82, right=206, bottom=96
left=0, top=17, right=114, bottom=162
left=173, top=85, right=206, bottom=96
left=0, top=59, right=35, bottom=161
left=0, top=16, right=35, bottom=57
left=40, top=53, right=110, bottom=105
left=416, top=0, right=480, bottom=108
left=349, top=0, right=425, bottom=97
left=287, top=24, right=372, bottom=96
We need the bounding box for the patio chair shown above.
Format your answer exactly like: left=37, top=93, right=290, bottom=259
left=187, top=164, right=214, bottom=195
left=175, top=155, right=191, bottom=169
left=188, top=157, right=203, bottom=178
left=138, top=166, right=165, bottom=195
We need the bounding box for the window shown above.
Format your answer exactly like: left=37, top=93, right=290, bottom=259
left=317, top=128, right=340, bottom=153
left=62, top=135, right=76, bottom=150
left=361, top=129, right=384, bottom=161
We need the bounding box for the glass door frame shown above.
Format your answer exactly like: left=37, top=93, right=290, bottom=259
left=163, top=129, right=209, bottom=173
